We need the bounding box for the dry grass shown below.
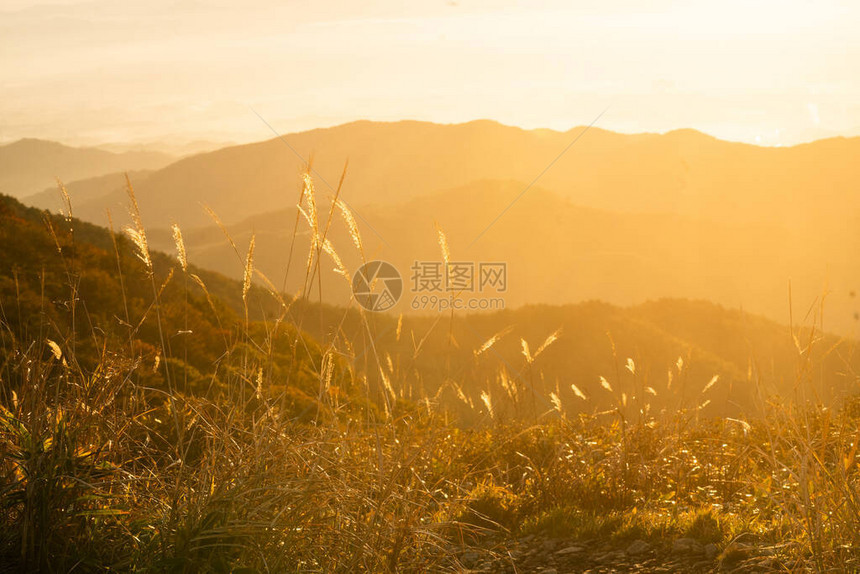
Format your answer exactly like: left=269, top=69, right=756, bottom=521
left=1, top=171, right=859, bottom=572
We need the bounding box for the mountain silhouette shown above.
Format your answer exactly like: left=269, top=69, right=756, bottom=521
left=0, top=138, right=173, bottom=199
left=24, top=121, right=860, bottom=335
left=145, top=179, right=860, bottom=336
left=49, top=120, right=860, bottom=231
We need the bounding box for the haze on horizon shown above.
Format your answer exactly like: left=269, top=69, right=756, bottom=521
left=2, top=0, right=858, bottom=148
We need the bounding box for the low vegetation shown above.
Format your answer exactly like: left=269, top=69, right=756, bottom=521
left=1, top=176, right=859, bottom=572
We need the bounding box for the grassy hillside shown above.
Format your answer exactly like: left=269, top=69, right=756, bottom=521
left=0, top=193, right=344, bottom=413
left=2, top=183, right=860, bottom=572
left=9, top=191, right=855, bottom=419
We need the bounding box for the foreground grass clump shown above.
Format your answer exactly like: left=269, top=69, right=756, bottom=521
left=5, top=346, right=860, bottom=572
left=0, top=342, right=477, bottom=572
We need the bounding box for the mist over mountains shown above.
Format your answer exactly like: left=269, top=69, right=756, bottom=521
left=15, top=120, right=860, bottom=335
left=0, top=138, right=174, bottom=198
left=23, top=120, right=860, bottom=227
left=2, top=192, right=855, bottom=419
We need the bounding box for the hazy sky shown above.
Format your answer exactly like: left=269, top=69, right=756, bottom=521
left=2, top=0, right=858, bottom=147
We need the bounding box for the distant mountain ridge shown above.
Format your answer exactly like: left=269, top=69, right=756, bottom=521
left=0, top=138, right=174, bottom=199
left=25, top=169, right=155, bottom=213
left=44, top=119, right=860, bottom=232
left=19, top=120, right=860, bottom=334
left=147, top=179, right=860, bottom=336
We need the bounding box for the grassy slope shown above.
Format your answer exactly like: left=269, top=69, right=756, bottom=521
left=2, top=190, right=860, bottom=571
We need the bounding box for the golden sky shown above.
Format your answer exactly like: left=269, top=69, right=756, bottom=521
left=1, top=0, right=857, bottom=147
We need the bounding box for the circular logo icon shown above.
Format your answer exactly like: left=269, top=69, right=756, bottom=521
left=352, top=260, right=402, bottom=312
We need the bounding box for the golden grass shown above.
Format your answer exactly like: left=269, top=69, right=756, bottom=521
left=171, top=223, right=188, bottom=272
left=435, top=221, right=450, bottom=270
left=2, top=169, right=859, bottom=573
left=335, top=197, right=365, bottom=262
left=474, top=325, right=512, bottom=357
left=242, top=233, right=255, bottom=306
left=123, top=174, right=152, bottom=272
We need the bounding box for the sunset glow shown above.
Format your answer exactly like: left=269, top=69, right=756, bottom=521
left=2, top=0, right=858, bottom=146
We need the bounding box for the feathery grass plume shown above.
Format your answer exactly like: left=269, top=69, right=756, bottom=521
left=297, top=204, right=317, bottom=257
left=152, top=351, right=161, bottom=373
left=480, top=390, right=494, bottom=419
left=255, top=367, right=264, bottom=400
left=500, top=369, right=518, bottom=401
left=157, top=268, right=175, bottom=298
left=243, top=235, right=256, bottom=305
left=550, top=391, right=563, bottom=414
left=301, top=173, right=321, bottom=279
left=296, top=204, right=320, bottom=288
left=702, top=374, right=720, bottom=394
left=56, top=178, right=72, bottom=222
left=341, top=333, right=356, bottom=360
left=430, top=381, right=448, bottom=402
left=625, top=358, right=636, bottom=375
left=645, top=386, right=657, bottom=396
left=335, top=197, right=364, bottom=260
left=171, top=224, right=188, bottom=272
left=676, top=356, right=684, bottom=372
left=534, top=327, right=562, bottom=359
left=697, top=399, right=711, bottom=410
left=203, top=205, right=241, bottom=262
left=123, top=174, right=152, bottom=272
left=395, top=314, right=403, bottom=342
left=452, top=381, right=473, bottom=408
left=621, top=392, right=628, bottom=407
left=667, top=369, right=674, bottom=389
left=379, top=367, right=396, bottom=403
left=435, top=222, right=450, bottom=270
left=521, top=338, right=533, bottom=364
left=254, top=269, right=290, bottom=311
left=302, top=172, right=319, bottom=236
left=570, top=382, right=587, bottom=401
left=190, top=273, right=217, bottom=314
left=43, top=215, right=63, bottom=254
left=121, top=188, right=153, bottom=275
left=46, top=339, right=62, bottom=361
left=296, top=204, right=313, bottom=229
left=124, top=228, right=152, bottom=271
left=475, top=325, right=513, bottom=356
left=322, top=352, right=334, bottom=393
left=726, top=417, right=752, bottom=436
left=321, top=238, right=349, bottom=280
left=315, top=179, right=344, bottom=283
left=599, top=376, right=613, bottom=392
